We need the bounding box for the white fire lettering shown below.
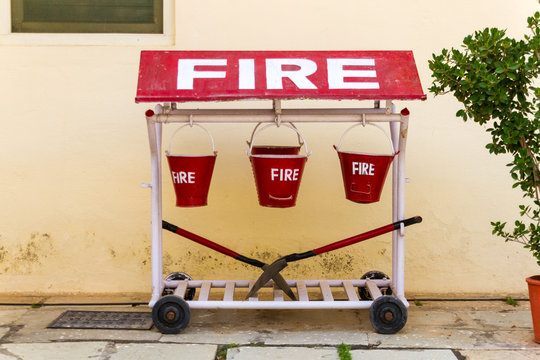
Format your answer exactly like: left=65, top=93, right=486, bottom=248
left=266, top=59, right=317, bottom=90
left=271, top=168, right=300, bottom=181
left=238, top=58, right=255, bottom=89
left=327, top=59, right=379, bottom=89
left=352, top=162, right=375, bottom=176
left=172, top=171, right=195, bottom=184
left=177, top=59, right=227, bottom=90
left=176, top=58, right=379, bottom=91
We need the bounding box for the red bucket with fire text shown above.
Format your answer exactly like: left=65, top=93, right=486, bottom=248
left=248, top=123, right=311, bottom=208
left=166, top=124, right=217, bottom=207
left=334, top=123, right=398, bottom=203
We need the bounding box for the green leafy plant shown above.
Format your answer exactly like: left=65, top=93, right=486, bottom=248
left=216, top=343, right=240, bottom=360
left=337, top=343, right=352, bottom=360
left=429, top=6, right=540, bottom=265
left=505, top=296, right=519, bottom=306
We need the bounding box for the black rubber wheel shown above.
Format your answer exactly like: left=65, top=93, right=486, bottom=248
left=152, top=295, right=191, bottom=334
left=358, top=270, right=393, bottom=300
left=369, top=295, right=407, bottom=334
left=163, top=272, right=196, bottom=300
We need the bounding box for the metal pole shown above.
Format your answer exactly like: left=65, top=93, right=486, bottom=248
left=146, top=106, right=164, bottom=308
left=395, top=109, right=410, bottom=301
left=153, top=109, right=403, bottom=124
left=390, top=107, right=399, bottom=292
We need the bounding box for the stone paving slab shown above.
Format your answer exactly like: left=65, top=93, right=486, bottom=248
left=160, top=329, right=268, bottom=345
left=368, top=328, right=538, bottom=350
left=161, top=308, right=370, bottom=345
left=472, top=329, right=538, bottom=349
left=351, top=349, right=458, bottom=360
left=109, top=343, right=217, bottom=360
left=161, top=328, right=369, bottom=346
left=459, top=350, right=540, bottom=359
left=460, top=308, right=532, bottom=329
left=0, top=342, right=218, bottom=360
left=186, top=308, right=371, bottom=332
left=367, top=328, right=478, bottom=349
left=226, top=347, right=460, bottom=360
left=0, top=342, right=108, bottom=360
left=227, top=346, right=339, bottom=360
left=4, top=307, right=161, bottom=343
left=0, top=309, right=28, bottom=326
left=43, top=295, right=149, bottom=305
left=263, top=330, right=368, bottom=345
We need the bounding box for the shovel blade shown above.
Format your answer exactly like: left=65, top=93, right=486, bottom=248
left=246, top=259, right=287, bottom=299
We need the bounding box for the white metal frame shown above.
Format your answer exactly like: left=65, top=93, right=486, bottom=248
left=144, top=100, right=410, bottom=310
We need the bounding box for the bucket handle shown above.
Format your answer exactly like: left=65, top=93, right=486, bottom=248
left=269, top=194, right=294, bottom=202
left=247, top=123, right=311, bottom=157
left=166, top=123, right=216, bottom=156
left=351, top=183, right=371, bottom=195
left=335, top=123, right=397, bottom=156
left=246, top=122, right=304, bottom=147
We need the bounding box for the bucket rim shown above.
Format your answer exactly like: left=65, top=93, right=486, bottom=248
left=336, top=150, right=396, bottom=158
left=166, top=153, right=217, bottom=158
left=252, top=145, right=302, bottom=149
left=249, top=154, right=308, bottom=159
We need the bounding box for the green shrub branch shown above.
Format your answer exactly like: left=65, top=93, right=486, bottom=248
left=429, top=5, right=540, bottom=264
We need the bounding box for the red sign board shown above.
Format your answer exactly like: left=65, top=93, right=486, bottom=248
left=136, top=51, right=425, bottom=103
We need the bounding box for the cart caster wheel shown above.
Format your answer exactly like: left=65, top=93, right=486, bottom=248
left=358, top=270, right=392, bottom=300
left=152, top=295, right=191, bottom=334
left=163, top=272, right=196, bottom=300
left=369, top=295, right=407, bottom=334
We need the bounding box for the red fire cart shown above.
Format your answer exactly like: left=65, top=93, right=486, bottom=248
left=136, top=50, right=426, bottom=334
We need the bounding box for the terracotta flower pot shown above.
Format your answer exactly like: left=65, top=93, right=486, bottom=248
left=526, top=275, right=540, bottom=343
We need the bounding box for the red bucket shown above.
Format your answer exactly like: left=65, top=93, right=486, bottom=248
left=335, top=123, right=397, bottom=203
left=247, top=122, right=302, bottom=155
left=166, top=124, right=217, bottom=207
left=248, top=123, right=310, bottom=208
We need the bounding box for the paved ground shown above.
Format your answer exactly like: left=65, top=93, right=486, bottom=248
left=0, top=297, right=539, bottom=359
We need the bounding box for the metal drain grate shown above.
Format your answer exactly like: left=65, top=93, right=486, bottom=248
left=47, top=311, right=153, bottom=330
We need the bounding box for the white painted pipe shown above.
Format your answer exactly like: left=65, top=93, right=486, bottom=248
left=395, top=109, right=410, bottom=298
left=163, top=279, right=391, bottom=288
left=186, top=300, right=374, bottom=310
left=146, top=107, right=164, bottom=308
left=154, top=110, right=403, bottom=124
left=390, top=111, right=400, bottom=291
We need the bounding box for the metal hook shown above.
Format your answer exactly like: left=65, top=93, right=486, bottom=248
left=273, top=99, right=282, bottom=127
left=189, top=114, right=194, bottom=127
left=275, top=114, right=281, bottom=127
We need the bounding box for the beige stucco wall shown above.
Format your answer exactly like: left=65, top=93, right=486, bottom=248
left=0, top=0, right=538, bottom=298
